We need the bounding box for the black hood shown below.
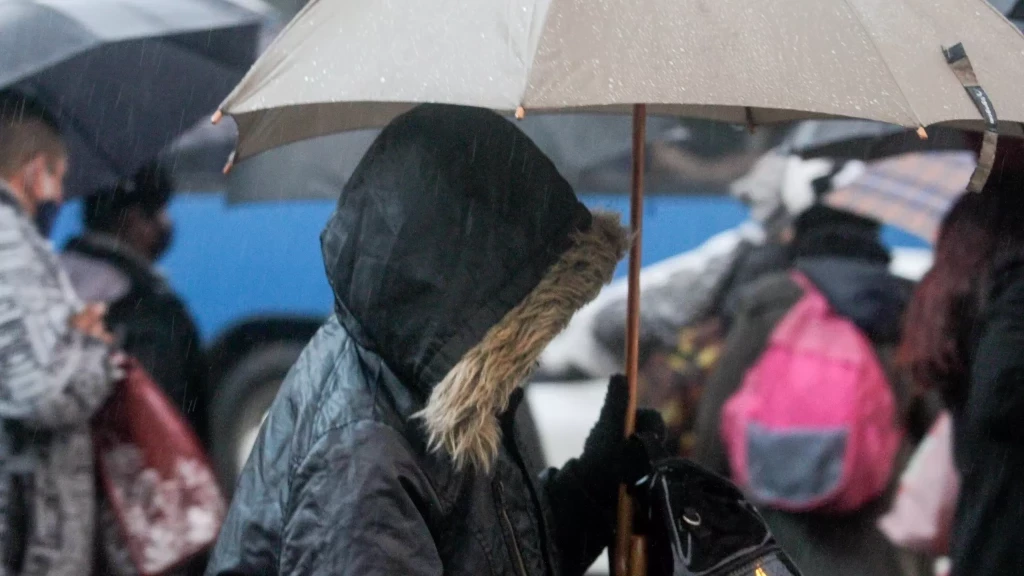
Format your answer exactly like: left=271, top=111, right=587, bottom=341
left=796, top=257, right=912, bottom=343
left=320, top=104, right=594, bottom=396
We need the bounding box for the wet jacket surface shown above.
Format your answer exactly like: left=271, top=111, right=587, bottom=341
left=206, top=105, right=626, bottom=576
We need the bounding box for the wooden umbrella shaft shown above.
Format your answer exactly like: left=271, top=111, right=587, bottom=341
left=614, top=103, right=647, bottom=576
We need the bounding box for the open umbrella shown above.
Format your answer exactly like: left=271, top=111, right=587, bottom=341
left=0, top=0, right=269, bottom=195
left=218, top=0, right=1024, bottom=158
left=214, top=1, right=1024, bottom=573
left=781, top=0, right=1024, bottom=162
left=826, top=151, right=976, bottom=242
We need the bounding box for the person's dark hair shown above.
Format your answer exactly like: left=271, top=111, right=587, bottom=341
left=0, top=90, right=65, bottom=178
left=898, top=178, right=1024, bottom=407
left=83, top=162, right=173, bottom=232
left=790, top=204, right=889, bottom=263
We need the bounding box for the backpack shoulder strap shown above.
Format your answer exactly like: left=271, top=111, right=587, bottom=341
left=770, top=271, right=833, bottom=344
left=788, top=269, right=815, bottom=294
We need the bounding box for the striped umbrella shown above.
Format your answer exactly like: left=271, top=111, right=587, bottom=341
left=827, top=152, right=975, bottom=243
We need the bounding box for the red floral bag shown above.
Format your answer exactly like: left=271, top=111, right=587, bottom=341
left=92, top=357, right=226, bottom=576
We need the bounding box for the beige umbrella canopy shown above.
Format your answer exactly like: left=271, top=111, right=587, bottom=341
left=216, top=1, right=1024, bottom=574
left=220, top=0, right=1024, bottom=160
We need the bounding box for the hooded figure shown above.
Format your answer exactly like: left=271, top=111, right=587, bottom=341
left=206, top=104, right=662, bottom=576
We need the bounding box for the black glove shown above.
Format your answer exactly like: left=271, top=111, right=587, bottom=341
left=543, top=375, right=665, bottom=575
left=575, top=374, right=666, bottom=509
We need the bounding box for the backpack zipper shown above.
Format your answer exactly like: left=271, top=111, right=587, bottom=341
left=495, top=480, right=530, bottom=576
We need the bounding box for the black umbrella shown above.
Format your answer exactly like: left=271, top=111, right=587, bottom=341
left=0, top=0, right=268, bottom=196
left=784, top=119, right=972, bottom=161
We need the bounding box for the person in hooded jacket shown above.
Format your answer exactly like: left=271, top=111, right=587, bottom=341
left=692, top=201, right=917, bottom=576
left=205, top=104, right=664, bottom=576
left=61, top=164, right=209, bottom=446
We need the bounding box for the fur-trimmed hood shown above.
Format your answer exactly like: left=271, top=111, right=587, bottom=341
left=321, top=104, right=627, bottom=470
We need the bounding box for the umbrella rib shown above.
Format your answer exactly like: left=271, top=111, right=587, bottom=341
left=219, top=0, right=327, bottom=114
left=839, top=0, right=924, bottom=128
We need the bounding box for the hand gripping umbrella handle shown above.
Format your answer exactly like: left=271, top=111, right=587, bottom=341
left=614, top=104, right=647, bottom=576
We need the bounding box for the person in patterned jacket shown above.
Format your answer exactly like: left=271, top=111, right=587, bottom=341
left=0, top=92, right=119, bottom=576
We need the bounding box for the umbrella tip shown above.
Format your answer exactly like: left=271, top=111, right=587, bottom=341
left=222, top=150, right=236, bottom=175
left=212, top=110, right=223, bottom=125
left=515, top=106, right=526, bottom=120
left=916, top=126, right=929, bottom=140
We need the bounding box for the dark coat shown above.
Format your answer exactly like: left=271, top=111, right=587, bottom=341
left=205, top=104, right=627, bottom=576
left=951, top=259, right=1024, bottom=576
left=693, top=255, right=916, bottom=576
left=62, top=234, right=209, bottom=443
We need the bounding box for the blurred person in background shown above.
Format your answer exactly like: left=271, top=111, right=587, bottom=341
left=898, top=179, right=1024, bottom=576
left=62, top=163, right=209, bottom=446
left=717, top=150, right=799, bottom=323
left=588, top=149, right=796, bottom=457
left=693, top=157, right=919, bottom=576
left=0, top=91, right=118, bottom=576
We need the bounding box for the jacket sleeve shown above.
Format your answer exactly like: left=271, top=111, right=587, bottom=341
left=692, top=276, right=802, bottom=476
left=278, top=421, right=443, bottom=576
left=969, top=262, right=1024, bottom=444
left=0, top=212, right=114, bottom=429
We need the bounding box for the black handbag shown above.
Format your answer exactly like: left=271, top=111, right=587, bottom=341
left=626, top=433, right=803, bottom=576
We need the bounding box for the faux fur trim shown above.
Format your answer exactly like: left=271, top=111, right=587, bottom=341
left=417, top=212, right=629, bottom=471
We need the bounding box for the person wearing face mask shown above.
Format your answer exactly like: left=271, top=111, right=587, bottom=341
left=61, top=162, right=209, bottom=449
left=0, top=92, right=122, bottom=575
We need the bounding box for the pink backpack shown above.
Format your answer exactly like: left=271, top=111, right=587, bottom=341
left=720, top=271, right=902, bottom=513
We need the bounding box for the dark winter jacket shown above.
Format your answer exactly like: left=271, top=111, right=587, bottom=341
left=693, top=254, right=916, bottom=576
left=951, top=259, right=1024, bottom=576
left=61, top=234, right=209, bottom=443
left=720, top=241, right=791, bottom=326
left=205, top=105, right=628, bottom=576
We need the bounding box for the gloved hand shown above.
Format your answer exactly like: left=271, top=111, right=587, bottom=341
left=574, top=374, right=666, bottom=509
left=543, top=375, right=666, bottom=574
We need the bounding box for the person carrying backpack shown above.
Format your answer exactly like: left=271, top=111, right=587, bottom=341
left=693, top=191, right=918, bottom=575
